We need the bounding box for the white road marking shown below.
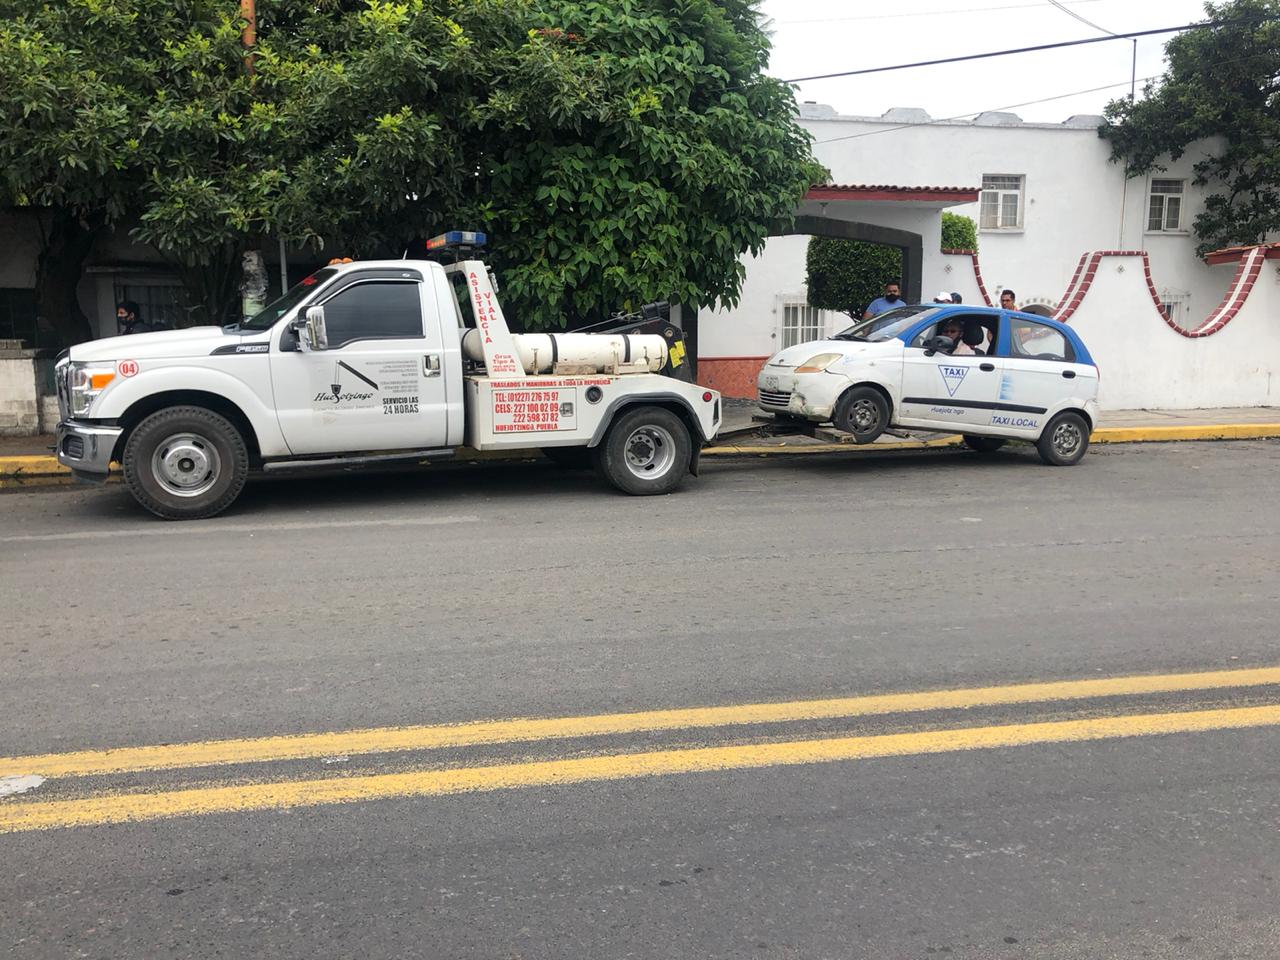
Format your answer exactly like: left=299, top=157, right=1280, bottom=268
left=0, top=515, right=481, bottom=544
left=0, top=775, right=45, bottom=797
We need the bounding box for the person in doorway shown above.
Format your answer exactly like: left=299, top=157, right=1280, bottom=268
left=863, top=280, right=905, bottom=320
left=116, top=301, right=150, bottom=335
left=999, top=289, right=1017, bottom=311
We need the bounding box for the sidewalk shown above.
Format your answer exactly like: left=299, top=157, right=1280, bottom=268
left=3, top=405, right=1278, bottom=486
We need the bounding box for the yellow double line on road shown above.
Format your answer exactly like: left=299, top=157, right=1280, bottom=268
left=4, top=666, right=1280, bottom=833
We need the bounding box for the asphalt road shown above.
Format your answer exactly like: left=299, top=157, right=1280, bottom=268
left=3, top=440, right=1280, bottom=959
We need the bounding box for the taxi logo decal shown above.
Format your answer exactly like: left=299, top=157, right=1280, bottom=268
left=939, top=364, right=968, bottom=397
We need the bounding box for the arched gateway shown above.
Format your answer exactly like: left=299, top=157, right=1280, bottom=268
left=697, top=183, right=979, bottom=398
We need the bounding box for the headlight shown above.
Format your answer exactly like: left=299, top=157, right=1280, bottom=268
left=793, top=353, right=842, bottom=374
left=68, top=363, right=117, bottom=416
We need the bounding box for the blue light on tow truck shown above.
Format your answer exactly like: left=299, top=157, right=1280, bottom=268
left=426, top=230, right=487, bottom=251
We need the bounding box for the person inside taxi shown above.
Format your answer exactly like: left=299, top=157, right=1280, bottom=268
left=939, top=319, right=977, bottom=356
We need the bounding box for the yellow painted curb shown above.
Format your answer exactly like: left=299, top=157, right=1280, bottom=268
left=1092, top=423, right=1280, bottom=443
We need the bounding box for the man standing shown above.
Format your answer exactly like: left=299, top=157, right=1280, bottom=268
left=863, top=280, right=905, bottom=320
left=1000, top=289, right=1017, bottom=311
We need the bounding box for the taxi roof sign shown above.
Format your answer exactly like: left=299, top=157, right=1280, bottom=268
left=425, top=230, right=486, bottom=251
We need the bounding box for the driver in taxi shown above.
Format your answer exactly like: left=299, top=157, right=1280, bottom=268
left=940, top=319, right=977, bottom=356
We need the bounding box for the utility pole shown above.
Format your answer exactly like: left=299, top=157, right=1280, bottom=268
left=239, top=0, right=268, bottom=317
left=241, top=0, right=257, bottom=75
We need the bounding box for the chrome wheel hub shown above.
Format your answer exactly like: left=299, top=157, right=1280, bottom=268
left=623, top=425, right=676, bottom=479
left=152, top=433, right=221, bottom=498
left=1051, top=421, right=1083, bottom=457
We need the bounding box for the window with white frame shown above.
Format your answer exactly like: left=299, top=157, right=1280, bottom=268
left=778, top=298, right=826, bottom=349
left=979, top=174, right=1024, bottom=230
left=1148, top=178, right=1185, bottom=232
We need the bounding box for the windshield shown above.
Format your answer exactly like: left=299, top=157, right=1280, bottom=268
left=833, top=305, right=937, bottom=342
left=240, top=268, right=338, bottom=331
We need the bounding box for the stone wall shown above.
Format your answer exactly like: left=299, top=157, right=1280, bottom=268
left=0, top=340, right=41, bottom=436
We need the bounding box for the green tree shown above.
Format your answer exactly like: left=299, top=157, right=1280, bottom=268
left=805, top=237, right=902, bottom=319
left=477, top=0, right=823, bottom=328
left=941, top=211, right=977, bottom=251
left=2, top=0, right=819, bottom=340
left=1099, top=0, right=1280, bottom=255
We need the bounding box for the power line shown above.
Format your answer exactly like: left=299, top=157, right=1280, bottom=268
left=774, top=0, right=1106, bottom=27
left=1044, top=0, right=1121, bottom=37
left=811, top=76, right=1156, bottom=145
left=778, top=17, right=1251, bottom=85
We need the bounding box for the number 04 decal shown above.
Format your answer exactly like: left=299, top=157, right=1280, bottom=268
left=118, top=360, right=140, bottom=377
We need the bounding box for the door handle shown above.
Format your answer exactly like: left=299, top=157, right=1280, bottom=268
left=1062, top=369, right=1076, bottom=379
left=979, top=362, right=995, bottom=372
left=424, top=354, right=441, bottom=377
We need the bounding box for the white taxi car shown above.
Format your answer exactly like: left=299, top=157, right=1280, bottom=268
left=757, top=305, right=1100, bottom=465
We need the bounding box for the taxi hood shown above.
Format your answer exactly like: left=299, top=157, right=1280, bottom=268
left=67, top=326, right=263, bottom=363
left=763, top=337, right=902, bottom=368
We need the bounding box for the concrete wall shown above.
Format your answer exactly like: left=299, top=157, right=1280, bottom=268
left=1060, top=250, right=1280, bottom=409
left=0, top=342, right=41, bottom=436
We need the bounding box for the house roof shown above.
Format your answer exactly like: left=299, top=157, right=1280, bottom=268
left=1202, top=241, right=1280, bottom=265
left=804, top=183, right=981, bottom=203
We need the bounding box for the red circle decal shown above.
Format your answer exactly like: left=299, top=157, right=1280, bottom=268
left=118, top=360, right=140, bottom=378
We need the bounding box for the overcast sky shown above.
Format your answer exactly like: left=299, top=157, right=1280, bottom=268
left=758, top=0, right=1212, bottom=123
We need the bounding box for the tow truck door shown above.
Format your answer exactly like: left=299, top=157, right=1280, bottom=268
left=270, top=271, right=450, bottom=455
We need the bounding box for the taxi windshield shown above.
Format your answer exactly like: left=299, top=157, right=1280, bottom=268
left=240, top=268, right=338, bottom=331
left=832, top=305, right=937, bottom=342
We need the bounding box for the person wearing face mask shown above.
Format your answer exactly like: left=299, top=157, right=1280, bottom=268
left=863, top=279, right=905, bottom=320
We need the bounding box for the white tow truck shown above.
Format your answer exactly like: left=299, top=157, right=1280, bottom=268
left=54, top=232, right=721, bottom=519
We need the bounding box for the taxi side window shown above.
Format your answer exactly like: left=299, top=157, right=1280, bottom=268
left=1005, top=318, right=1074, bottom=362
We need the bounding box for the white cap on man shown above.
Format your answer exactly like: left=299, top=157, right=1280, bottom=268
left=933, top=291, right=953, bottom=303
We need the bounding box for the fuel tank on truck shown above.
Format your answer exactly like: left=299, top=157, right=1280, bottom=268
left=461, top=330, right=668, bottom=374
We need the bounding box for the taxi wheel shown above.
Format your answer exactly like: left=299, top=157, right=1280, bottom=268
left=963, top=435, right=1007, bottom=454
left=1036, top=411, right=1090, bottom=466
left=833, top=387, right=889, bottom=444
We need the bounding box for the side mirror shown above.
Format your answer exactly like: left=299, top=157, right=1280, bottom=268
left=301, top=306, right=328, bottom=351
left=922, top=335, right=954, bottom=356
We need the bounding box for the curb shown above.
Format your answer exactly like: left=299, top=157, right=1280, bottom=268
left=701, top=423, right=1280, bottom=456
left=3, top=424, right=1278, bottom=488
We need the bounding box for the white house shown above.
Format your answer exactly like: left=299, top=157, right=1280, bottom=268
left=696, top=101, right=1234, bottom=400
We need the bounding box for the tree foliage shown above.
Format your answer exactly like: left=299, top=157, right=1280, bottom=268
left=1099, top=0, right=1280, bottom=255
left=941, top=212, right=977, bottom=251
left=0, top=0, right=820, bottom=338
left=805, top=237, right=901, bottom=318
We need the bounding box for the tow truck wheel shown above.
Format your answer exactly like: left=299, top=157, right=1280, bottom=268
left=963, top=435, right=1007, bottom=454
left=595, top=406, right=692, bottom=495
left=123, top=406, right=249, bottom=519
left=1036, top=411, right=1090, bottom=466
left=833, top=386, right=889, bottom=444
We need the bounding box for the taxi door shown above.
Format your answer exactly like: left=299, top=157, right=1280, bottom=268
left=897, top=315, right=1004, bottom=430
left=992, top=315, right=1089, bottom=436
